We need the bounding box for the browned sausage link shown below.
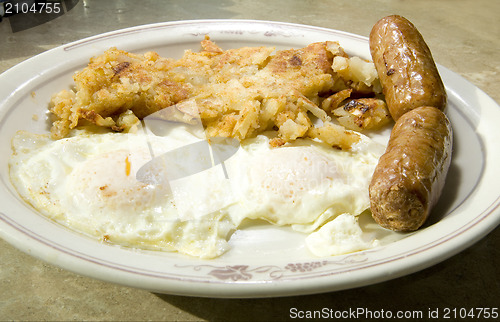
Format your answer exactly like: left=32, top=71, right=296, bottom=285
left=369, top=106, right=452, bottom=231
left=369, top=15, right=447, bottom=121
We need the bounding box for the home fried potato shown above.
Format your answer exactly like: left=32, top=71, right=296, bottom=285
left=50, top=38, right=384, bottom=149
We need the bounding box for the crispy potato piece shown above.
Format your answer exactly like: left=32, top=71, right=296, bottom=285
left=333, top=98, right=391, bottom=131
left=307, top=122, right=361, bottom=150
left=321, top=89, right=352, bottom=113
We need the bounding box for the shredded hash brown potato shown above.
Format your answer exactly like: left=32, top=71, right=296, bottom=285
left=333, top=98, right=391, bottom=131
left=49, top=37, right=387, bottom=149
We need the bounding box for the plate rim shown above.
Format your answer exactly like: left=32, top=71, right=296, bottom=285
left=1, top=19, right=500, bottom=298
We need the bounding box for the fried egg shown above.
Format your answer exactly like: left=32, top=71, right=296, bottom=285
left=232, top=135, right=383, bottom=232
left=305, top=213, right=380, bottom=256
left=9, top=124, right=384, bottom=258
left=9, top=127, right=236, bottom=258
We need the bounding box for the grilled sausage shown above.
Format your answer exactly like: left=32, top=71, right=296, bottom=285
left=369, top=106, right=452, bottom=231
left=369, top=15, right=447, bottom=120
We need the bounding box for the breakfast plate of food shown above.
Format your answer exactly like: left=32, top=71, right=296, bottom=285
left=0, top=18, right=499, bottom=298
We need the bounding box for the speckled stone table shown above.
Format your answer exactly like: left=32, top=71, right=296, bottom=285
left=1, top=1, right=499, bottom=320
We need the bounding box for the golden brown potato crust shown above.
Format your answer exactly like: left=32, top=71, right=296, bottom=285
left=50, top=38, right=382, bottom=149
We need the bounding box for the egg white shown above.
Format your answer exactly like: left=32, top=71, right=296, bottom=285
left=9, top=128, right=236, bottom=258
left=9, top=125, right=384, bottom=258
left=230, top=135, right=383, bottom=233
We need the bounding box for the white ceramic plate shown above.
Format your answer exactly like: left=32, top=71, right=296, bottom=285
left=1, top=20, right=499, bottom=298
